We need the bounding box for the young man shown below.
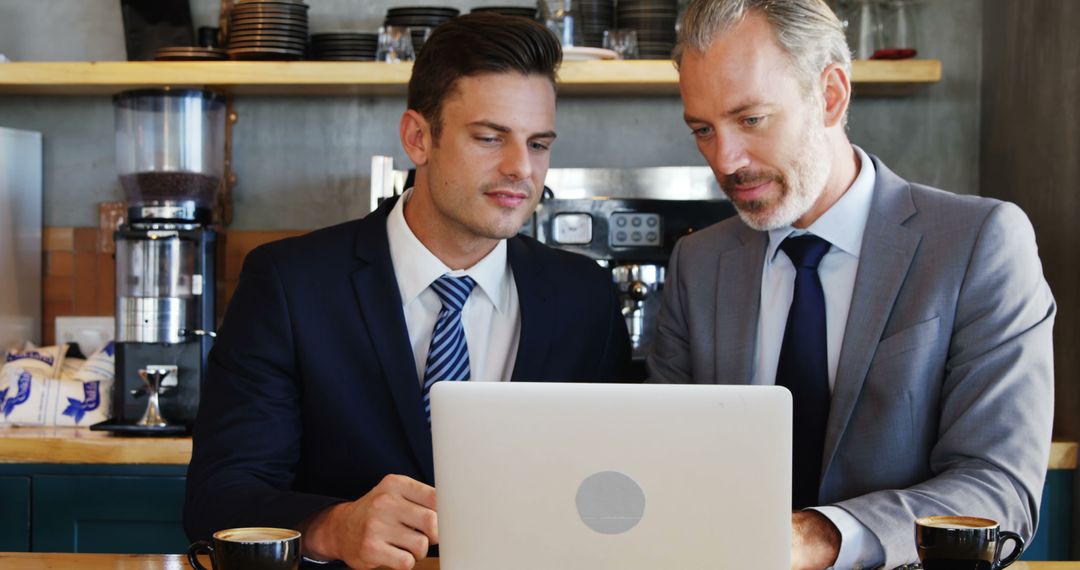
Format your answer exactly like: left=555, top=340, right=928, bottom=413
left=650, top=1, right=1055, bottom=569
left=184, top=14, right=631, bottom=570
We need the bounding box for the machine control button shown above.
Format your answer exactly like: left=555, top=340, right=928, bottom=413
left=552, top=213, right=594, bottom=245
left=610, top=213, right=662, bottom=247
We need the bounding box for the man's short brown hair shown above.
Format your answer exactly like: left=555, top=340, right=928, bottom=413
left=407, top=13, right=562, bottom=141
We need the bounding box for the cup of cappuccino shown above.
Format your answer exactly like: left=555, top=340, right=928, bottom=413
left=187, top=527, right=301, bottom=570
left=915, top=516, right=1024, bottom=570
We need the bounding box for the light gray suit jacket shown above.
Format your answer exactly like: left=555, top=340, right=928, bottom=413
left=649, top=155, right=1055, bottom=568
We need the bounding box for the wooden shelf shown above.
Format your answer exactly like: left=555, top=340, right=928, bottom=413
left=0, top=59, right=941, bottom=96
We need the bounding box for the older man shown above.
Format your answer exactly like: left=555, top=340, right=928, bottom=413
left=650, top=1, right=1055, bottom=568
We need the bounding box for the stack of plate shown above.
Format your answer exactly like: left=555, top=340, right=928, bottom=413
left=617, top=0, right=677, bottom=59
left=470, top=6, right=539, bottom=20
left=227, top=0, right=310, bottom=60
left=154, top=47, right=228, bottom=61
left=385, top=6, right=460, bottom=53
left=577, top=0, right=615, bottom=48
left=310, top=33, right=377, bottom=61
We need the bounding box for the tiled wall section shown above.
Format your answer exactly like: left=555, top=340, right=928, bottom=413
left=41, top=227, right=304, bottom=345
left=219, top=230, right=305, bottom=312
left=42, top=227, right=115, bottom=345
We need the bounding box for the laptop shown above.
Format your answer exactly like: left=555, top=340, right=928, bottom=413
left=430, top=382, right=792, bottom=570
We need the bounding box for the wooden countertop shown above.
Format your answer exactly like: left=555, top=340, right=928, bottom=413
left=0, top=427, right=191, bottom=465
left=0, top=427, right=1075, bottom=469
left=0, top=553, right=1074, bottom=569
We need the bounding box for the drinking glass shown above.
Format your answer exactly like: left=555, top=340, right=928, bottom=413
left=540, top=0, right=583, bottom=47
left=376, top=25, right=414, bottom=63
left=846, top=0, right=883, bottom=60
left=882, top=0, right=917, bottom=51
left=603, top=29, right=639, bottom=60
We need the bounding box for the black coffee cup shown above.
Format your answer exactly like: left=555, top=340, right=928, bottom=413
left=187, top=527, right=301, bottom=570
left=915, top=516, right=1024, bottom=570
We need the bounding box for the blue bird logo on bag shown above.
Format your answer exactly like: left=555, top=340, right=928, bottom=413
left=62, top=380, right=102, bottom=424
left=0, top=371, right=33, bottom=418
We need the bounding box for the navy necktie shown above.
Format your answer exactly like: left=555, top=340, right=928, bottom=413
left=775, top=234, right=832, bottom=509
left=421, top=274, right=477, bottom=423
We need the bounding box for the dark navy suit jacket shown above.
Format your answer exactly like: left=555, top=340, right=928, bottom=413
left=183, top=197, right=632, bottom=540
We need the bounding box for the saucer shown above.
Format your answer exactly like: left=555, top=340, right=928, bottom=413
left=562, top=46, right=620, bottom=61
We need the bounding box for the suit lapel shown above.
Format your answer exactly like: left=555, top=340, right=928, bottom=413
left=349, top=198, right=435, bottom=482
left=716, top=224, right=767, bottom=384
left=508, top=238, right=555, bottom=382
left=822, top=157, right=921, bottom=476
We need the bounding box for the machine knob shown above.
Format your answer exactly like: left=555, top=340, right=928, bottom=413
left=628, top=280, right=649, bottom=301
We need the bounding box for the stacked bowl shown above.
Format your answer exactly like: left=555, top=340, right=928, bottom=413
left=617, top=0, right=677, bottom=59
left=384, top=6, right=460, bottom=54
left=154, top=47, right=228, bottom=61
left=470, top=5, right=539, bottom=20
left=226, top=0, right=310, bottom=60
left=577, top=0, right=616, bottom=48
left=310, top=33, right=378, bottom=61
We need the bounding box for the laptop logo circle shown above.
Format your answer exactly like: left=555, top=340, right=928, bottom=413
left=575, top=471, right=646, bottom=534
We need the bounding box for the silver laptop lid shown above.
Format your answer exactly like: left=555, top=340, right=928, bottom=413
left=431, top=382, right=792, bottom=570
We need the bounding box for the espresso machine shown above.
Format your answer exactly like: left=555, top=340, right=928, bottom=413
left=368, top=163, right=737, bottom=376
left=92, top=89, right=224, bottom=435
left=526, top=167, right=737, bottom=376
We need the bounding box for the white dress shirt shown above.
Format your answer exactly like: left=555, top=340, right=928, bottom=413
left=385, top=189, right=521, bottom=384
left=752, top=146, right=885, bottom=569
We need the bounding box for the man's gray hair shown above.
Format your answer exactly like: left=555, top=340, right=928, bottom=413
left=674, top=0, right=851, bottom=88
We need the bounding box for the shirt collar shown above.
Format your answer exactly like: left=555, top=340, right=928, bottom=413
left=765, top=145, right=876, bottom=263
left=386, top=188, right=511, bottom=312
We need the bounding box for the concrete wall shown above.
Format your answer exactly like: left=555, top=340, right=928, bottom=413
left=0, top=0, right=983, bottom=230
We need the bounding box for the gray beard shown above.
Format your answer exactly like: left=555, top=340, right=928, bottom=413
left=731, top=126, right=832, bottom=231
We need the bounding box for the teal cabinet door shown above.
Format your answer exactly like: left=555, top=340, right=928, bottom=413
left=0, top=476, right=30, bottom=551
left=32, top=475, right=189, bottom=554
left=1021, top=469, right=1073, bottom=560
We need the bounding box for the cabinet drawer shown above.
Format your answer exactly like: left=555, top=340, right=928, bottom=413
left=0, top=476, right=30, bottom=551
left=32, top=475, right=188, bottom=553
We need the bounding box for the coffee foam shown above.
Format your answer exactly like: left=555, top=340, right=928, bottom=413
left=917, top=516, right=997, bottom=530
left=214, top=527, right=300, bottom=543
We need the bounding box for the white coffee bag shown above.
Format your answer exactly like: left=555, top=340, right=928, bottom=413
left=0, top=343, right=114, bottom=426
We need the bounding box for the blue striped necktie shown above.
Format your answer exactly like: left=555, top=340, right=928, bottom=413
left=775, top=234, right=832, bottom=509
left=421, top=274, right=477, bottom=422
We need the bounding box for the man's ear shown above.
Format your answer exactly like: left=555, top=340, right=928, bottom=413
left=400, top=109, right=432, bottom=166
left=820, top=63, right=851, bottom=129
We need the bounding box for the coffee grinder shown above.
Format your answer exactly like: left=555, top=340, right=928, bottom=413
left=92, top=89, right=224, bottom=435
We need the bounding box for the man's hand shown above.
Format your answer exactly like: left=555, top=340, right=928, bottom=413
left=300, top=474, right=438, bottom=570
left=791, top=510, right=841, bottom=570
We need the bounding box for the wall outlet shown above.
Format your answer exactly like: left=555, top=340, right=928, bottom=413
left=55, top=316, right=114, bottom=356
